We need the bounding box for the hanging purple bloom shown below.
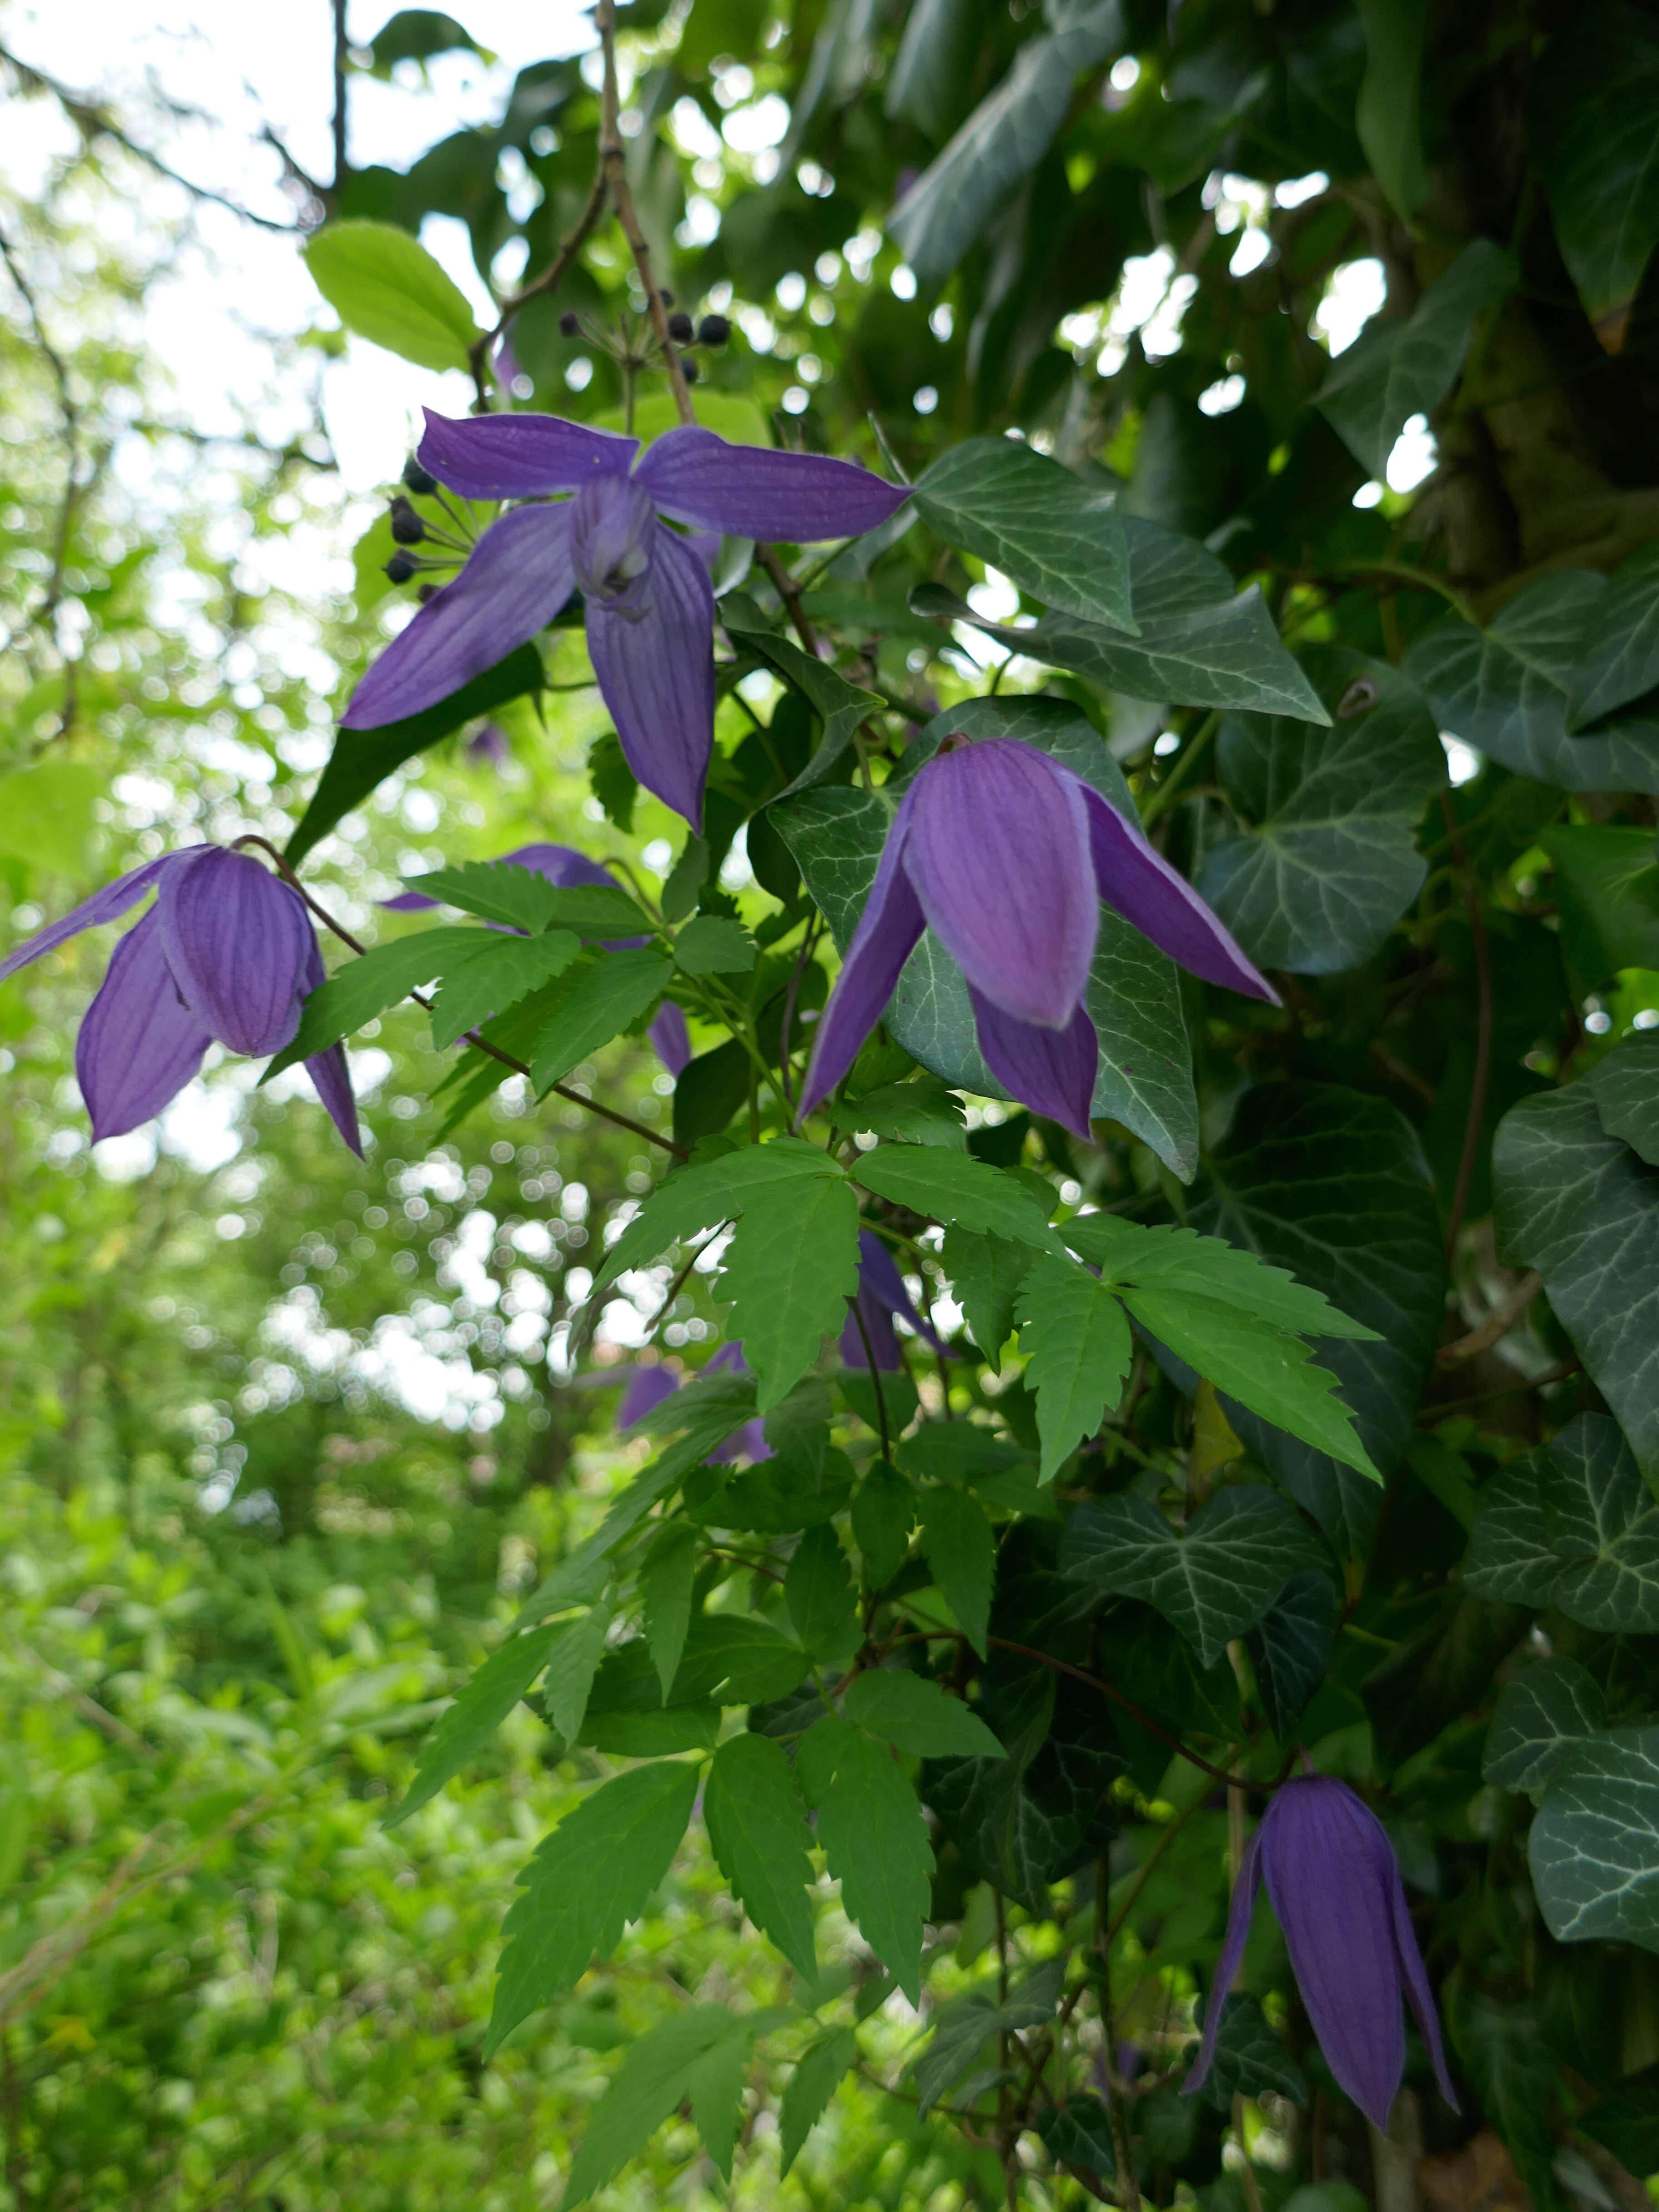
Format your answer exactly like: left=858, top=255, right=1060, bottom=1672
left=610, top=1339, right=771, bottom=1462
left=840, top=1229, right=947, bottom=1370
left=0, top=847, right=361, bottom=1155
left=1184, top=1775, right=1458, bottom=2131
left=465, top=722, right=512, bottom=769
left=617, top=1363, right=681, bottom=1429
left=800, top=738, right=1275, bottom=1140
left=342, top=411, right=909, bottom=831
left=648, top=1001, right=692, bottom=1076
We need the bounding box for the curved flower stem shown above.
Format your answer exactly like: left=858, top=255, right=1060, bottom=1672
left=846, top=1297, right=892, bottom=1459
left=596, top=0, right=696, bottom=429
left=1138, top=709, right=1219, bottom=831
left=231, top=835, right=687, bottom=1159
left=756, top=543, right=821, bottom=656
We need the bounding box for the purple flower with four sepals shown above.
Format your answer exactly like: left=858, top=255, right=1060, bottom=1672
left=342, top=411, right=909, bottom=831
left=383, top=840, right=689, bottom=1074
left=0, top=846, right=361, bottom=1153
left=1184, top=1774, right=1459, bottom=2131
left=799, top=737, right=1276, bottom=1141
left=841, top=1229, right=947, bottom=1371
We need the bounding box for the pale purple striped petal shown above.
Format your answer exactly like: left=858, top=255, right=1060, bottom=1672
left=1259, top=1778, right=1406, bottom=2130
left=156, top=848, right=312, bottom=1057
left=906, top=740, right=1096, bottom=1028
left=342, top=503, right=574, bottom=730
left=649, top=1002, right=692, bottom=1075
left=855, top=1228, right=945, bottom=1352
left=710, top=1417, right=773, bottom=1465
left=1183, top=1821, right=1265, bottom=2100
left=416, top=407, right=637, bottom=497
left=799, top=786, right=927, bottom=1121
left=970, top=991, right=1098, bottom=1141
left=1387, top=1835, right=1459, bottom=2109
left=618, top=1365, right=681, bottom=1428
left=75, top=910, right=211, bottom=1142
left=298, top=937, right=363, bottom=1156
left=1079, top=784, right=1277, bottom=1003
left=585, top=526, right=715, bottom=831
left=635, top=427, right=909, bottom=543
left=0, top=848, right=203, bottom=985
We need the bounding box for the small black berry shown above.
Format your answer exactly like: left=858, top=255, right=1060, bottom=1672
left=667, top=310, right=694, bottom=343
left=559, top=308, right=580, bottom=336
left=384, top=550, right=419, bottom=584
left=402, top=457, right=437, bottom=495
left=682, top=358, right=700, bottom=384
left=696, top=313, right=731, bottom=347
left=416, top=583, right=440, bottom=603
left=388, top=497, right=426, bottom=545
left=659, top=287, right=674, bottom=307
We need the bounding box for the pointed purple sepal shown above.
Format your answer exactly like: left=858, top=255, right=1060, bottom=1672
left=649, top=1001, right=692, bottom=1076
left=417, top=407, right=637, bottom=498
left=156, top=848, right=312, bottom=1057
left=799, top=785, right=927, bottom=1121
left=584, top=524, right=716, bottom=831
left=1080, top=784, right=1277, bottom=1003
left=75, top=909, right=211, bottom=1141
left=971, top=990, right=1099, bottom=1141
left=0, top=848, right=203, bottom=985
left=618, top=1364, right=681, bottom=1428
left=635, top=426, right=909, bottom=543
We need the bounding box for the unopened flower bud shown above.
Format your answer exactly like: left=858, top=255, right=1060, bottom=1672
left=389, top=497, right=426, bottom=545
left=384, top=550, right=419, bottom=584
left=696, top=313, right=731, bottom=347
left=402, top=456, right=437, bottom=495
left=667, top=310, right=694, bottom=343
left=559, top=309, right=580, bottom=336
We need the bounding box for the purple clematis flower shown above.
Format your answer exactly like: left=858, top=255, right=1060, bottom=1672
left=1184, top=1774, right=1458, bottom=2130
left=0, top=846, right=360, bottom=1153
left=615, top=1339, right=771, bottom=1463
left=841, top=1230, right=947, bottom=1370
left=800, top=737, right=1276, bottom=1141
left=342, top=410, right=909, bottom=832
left=385, top=841, right=689, bottom=1075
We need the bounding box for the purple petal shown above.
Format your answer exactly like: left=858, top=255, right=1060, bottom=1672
left=1387, top=1840, right=1459, bottom=2111
left=618, top=1365, right=681, bottom=1428
left=416, top=407, right=637, bottom=498
left=585, top=526, right=715, bottom=831
left=635, top=427, right=909, bottom=543
left=1183, top=1820, right=1265, bottom=2099
left=0, top=848, right=203, bottom=985
left=649, top=1002, right=692, bottom=1076
left=799, top=787, right=928, bottom=1121
left=75, top=910, right=211, bottom=1142
left=856, top=1228, right=945, bottom=1352
left=1260, top=1777, right=1406, bottom=2131
left=906, top=740, right=1097, bottom=1028
left=296, top=936, right=363, bottom=1156
left=706, top=1341, right=749, bottom=1376
left=342, top=504, right=574, bottom=731
left=1080, top=784, right=1277, bottom=1003
left=156, top=848, right=312, bottom=1057
left=971, top=990, right=1098, bottom=1142
left=570, top=476, right=658, bottom=609
left=841, top=1294, right=902, bottom=1371
left=710, top=1417, right=772, bottom=1466
left=380, top=843, right=615, bottom=913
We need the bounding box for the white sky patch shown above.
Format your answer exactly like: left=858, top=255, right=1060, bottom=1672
left=1387, top=412, right=1438, bottom=493
left=1441, top=733, right=1482, bottom=785
left=1313, top=259, right=1388, bottom=355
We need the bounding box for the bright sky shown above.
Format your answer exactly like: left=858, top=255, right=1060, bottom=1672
left=4, top=0, right=598, bottom=486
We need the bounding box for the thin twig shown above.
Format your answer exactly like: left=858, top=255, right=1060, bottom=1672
left=1437, top=1270, right=1543, bottom=1364
left=596, top=0, right=696, bottom=426
left=757, top=543, right=821, bottom=656
left=847, top=1299, right=893, bottom=1460
left=330, top=0, right=349, bottom=195
left=986, top=1637, right=1255, bottom=1789
left=1441, top=793, right=1492, bottom=1257
left=466, top=168, right=609, bottom=409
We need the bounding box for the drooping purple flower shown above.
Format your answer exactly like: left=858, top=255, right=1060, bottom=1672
left=0, top=846, right=361, bottom=1154
left=648, top=1001, right=692, bottom=1076
left=800, top=738, right=1275, bottom=1140
left=610, top=1339, right=771, bottom=1463
left=465, top=721, right=512, bottom=769
left=1184, top=1775, right=1458, bottom=2130
left=342, top=411, right=909, bottom=831
left=840, top=1229, right=947, bottom=1370
left=617, top=1363, right=681, bottom=1430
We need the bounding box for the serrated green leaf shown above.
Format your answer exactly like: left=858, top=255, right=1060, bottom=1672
left=1196, top=653, right=1448, bottom=975
left=1493, top=1087, right=1659, bottom=1478
left=399, top=860, right=562, bottom=933
left=785, top=1525, right=860, bottom=1662
left=911, top=1956, right=1065, bottom=2115
left=719, top=1174, right=862, bottom=1410
left=387, top=1623, right=562, bottom=1826
left=703, top=1731, right=819, bottom=1978
left=919, top=1485, right=996, bottom=1656
left=911, top=435, right=1135, bottom=634
left=428, top=930, right=580, bottom=1050
left=840, top=1077, right=966, bottom=1149
left=1063, top=1213, right=1378, bottom=1342
left=779, top=2027, right=858, bottom=2176
left=541, top=1599, right=613, bottom=1744
left=671, top=1613, right=811, bottom=1705
left=942, top=1225, right=1032, bottom=1370
left=851, top=1460, right=917, bottom=1587
left=1014, top=1253, right=1132, bottom=1483
left=559, top=2005, right=746, bottom=2207
left=674, top=914, right=756, bottom=976
left=722, top=593, right=884, bottom=794
left=486, top=1761, right=699, bottom=2057
left=1063, top=1488, right=1324, bottom=1668
left=844, top=1669, right=1003, bottom=1758
left=641, top=1522, right=697, bottom=1699
left=800, top=1717, right=934, bottom=2002
left=1529, top=1726, right=1659, bottom=1951
left=524, top=949, right=674, bottom=1094
left=303, top=219, right=480, bottom=372
left=266, top=927, right=498, bottom=1075
left=855, top=1146, right=1061, bottom=1253
left=1483, top=1659, right=1606, bottom=1797
left=593, top=1138, right=846, bottom=1302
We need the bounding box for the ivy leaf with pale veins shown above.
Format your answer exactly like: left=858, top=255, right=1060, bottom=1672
left=1589, top=1029, right=1659, bottom=1166
left=1534, top=0, right=1659, bottom=350
left=1463, top=1416, right=1659, bottom=1632
left=722, top=593, right=885, bottom=795
left=1063, top=1488, right=1326, bottom=1669
left=1246, top=1569, right=1341, bottom=1742
left=703, top=1731, right=819, bottom=1979
left=388, top=1622, right=564, bottom=1826
left=910, top=435, right=1135, bottom=634
left=799, top=1716, right=935, bottom=2002
left=1529, top=1726, right=1659, bottom=1951
left=1494, top=1087, right=1659, bottom=1481
left=484, top=1760, right=699, bottom=2056
left=1014, top=1253, right=1132, bottom=1482
left=1483, top=1659, right=1607, bottom=1798
left=1197, top=1993, right=1309, bottom=2111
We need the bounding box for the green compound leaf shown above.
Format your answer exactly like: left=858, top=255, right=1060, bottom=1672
left=784, top=1524, right=861, bottom=1662
left=799, top=1716, right=934, bottom=2003
left=919, top=1483, right=997, bottom=1657
left=844, top=1669, right=1004, bottom=1758
left=719, top=1174, right=861, bottom=1411
left=269, top=926, right=507, bottom=1073
left=1013, top=1253, right=1132, bottom=1483
left=1063, top=1213, right=1378, bottom=1343
left=854, top=1145, right=1062, bottom=1254
left=674, top=914, right=757, bottom=977
left=561, top=2005, right=769, bottom=2207
left=1197, top=653, right=1449, bottom=976
left=779, top=2027, right=858, bottom=2177
left=1483, top=1658, right=1607, bottom=1799
left=943, top=1225, right=1033, bottom=1370
left=1529, top=1726, right=1659, bottom=1951
left=1063, top=1488, right=1326, bottom=1669
left=302, top=218, right=481, bottom=372
left=485, top=1760, right=699, bottom=2057
left=540, top=1599, right=613, bottom=1746
left=524, top=949, right=675, bottom=1094
left=388, top=1622, right=564, bottom=1827
left=703, top=1731, right=819, bottom=1979
left=428, top=930, right=581, bottom=1051
left=911, top=434, right=1135, bottom=634
left=593, top=1137, right=847, bottom=1302
left=399, top=860, right=564, bottom=934
left=1493, top=1086, right=1659, bottom=1479
left=640, top=1522, right=698, bottom=1699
